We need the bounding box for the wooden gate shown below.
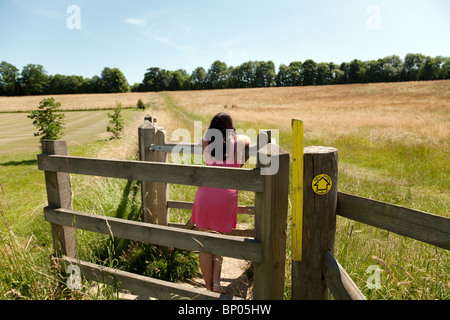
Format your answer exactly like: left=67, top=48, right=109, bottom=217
left=38, top=118, right=289, bottom=300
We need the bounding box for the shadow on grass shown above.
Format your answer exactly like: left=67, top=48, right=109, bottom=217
left=0, top=159, right=37, bottom=166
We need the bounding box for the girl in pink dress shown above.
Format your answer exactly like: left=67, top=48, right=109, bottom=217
left=191, top=113, right=250, bottom=294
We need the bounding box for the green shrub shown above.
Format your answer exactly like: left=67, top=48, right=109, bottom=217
left=107, top=102, right=124, bottom=139
left=28, top=97, right=65, bottom=140
left=137, top=98, right=146, bottom=110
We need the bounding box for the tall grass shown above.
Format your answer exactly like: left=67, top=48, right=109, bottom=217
left=0, top=108, right=199, bottom=300
left=0, top=181, right=53, bottom=299
left=0, top=180, right=118, bottom=300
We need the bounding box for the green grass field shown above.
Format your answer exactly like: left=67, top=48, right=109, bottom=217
left=0, top=83, right=449, bottom=300
left=0, top=109, right=140, bottom=156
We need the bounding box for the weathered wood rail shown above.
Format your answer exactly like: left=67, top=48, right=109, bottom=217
left=337, top=192, right=450, bottom=250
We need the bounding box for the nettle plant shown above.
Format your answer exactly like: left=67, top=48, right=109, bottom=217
left=28, top=97, right=65, bottom=140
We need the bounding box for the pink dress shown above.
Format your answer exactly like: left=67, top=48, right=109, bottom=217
left=191, top=138, right=241, bottom=233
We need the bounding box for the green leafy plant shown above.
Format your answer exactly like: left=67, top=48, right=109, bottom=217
left=107, top=101, right=124, bottom=139
left=136, top=98, right=146, bottom=110
left=28, top=97, right=65, bottom=140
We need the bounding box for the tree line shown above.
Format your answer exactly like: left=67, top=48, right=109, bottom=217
left=1, top=53, right=449, bottom=96
left=0, top=64, right=130, bottom=96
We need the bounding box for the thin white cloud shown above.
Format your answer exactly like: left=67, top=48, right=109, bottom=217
left=124, top=11, right=193, bottom=53
left=124, top=18, right=146, bottom=25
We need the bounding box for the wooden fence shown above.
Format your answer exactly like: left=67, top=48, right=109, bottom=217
left=37, top=116, right=289, bottom=300
left=38, top=115, right=450, bottom=300
left=290, top=145, right=450, bottom=300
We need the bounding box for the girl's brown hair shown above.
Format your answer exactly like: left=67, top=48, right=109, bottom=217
left=206, top=112, right=236, bottom=160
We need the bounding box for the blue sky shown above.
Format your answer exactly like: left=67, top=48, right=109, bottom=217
left=1, top=0, right=449, bottom=84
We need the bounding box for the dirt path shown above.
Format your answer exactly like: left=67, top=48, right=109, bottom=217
left=119, top=255, right=252, bottom=300
left=185, top=254, right=253, bottom=300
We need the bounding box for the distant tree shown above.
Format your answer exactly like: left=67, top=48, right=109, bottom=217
left=364, top=59, right=384, bottom=83
left=130, top=82, right=142, bottom=92
left=254, top=61, right=276, bottom=87
left=331, top=68, right=345, bottom=84
left=285, top=61, right=302, bottom=86
left=327, top=63, right=342, bottom=84
left=169, top=71, right=183, bottom=91
left=154, top=69, right=171, bottom=91
left=347, top=59, right=365, bottom=83
left=141, top=67, right=158, bottom=91
left=230, top=61, right=256, bottom=88
left=316, top=62, right=332, bottom=85
left=172, top=69, right=191, bottom=90
left=402, top=53, right=425, bottom=81
left=100, top=67, right=130, bottom=93
left=0, top=61, right=20, bottom=95
left=89, top=75, right=103, bottom=93
left=275, top=64, right=288, bottom=87
left=20, top=64, right=49, bottom=95
left=47, top=74, right=66, bottom=94
left=382, top=55, right=403, bottom=82
left=190, top=67, right=207, bottom=90
left=48, top=74, right=84, bottom=94
left=141, top=67, right=173, bottom=91
left=301, top=59, right=317, bottom=86
left=67, top=75, right=85, bottom=93
left=206, top=60, right=229, bottom=89
left=338, top=62, right=350, bottom=84
left=418, top=56, right=442, bottom=81
left=28, top=98, right=65, bottom=140
left=438, top=57, right=450, bottom=79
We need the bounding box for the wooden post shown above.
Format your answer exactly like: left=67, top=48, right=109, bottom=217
left=138, top=115, right=157, bottom=223
left=291, top=146, right=338, bottom=300
left=253, top=143, right=290, bottom=300
left=155, top=128, right=169, bottom=226
left=41, top=140, right=78, bottom=259
left=256, top=130, right=270, bottom=167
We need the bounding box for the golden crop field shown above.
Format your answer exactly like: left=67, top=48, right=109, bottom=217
left=0, top=92, right=159, bottom=112
left=166, top=80, right=449, bottom=145
left=1, top=80, right=447, bottom=150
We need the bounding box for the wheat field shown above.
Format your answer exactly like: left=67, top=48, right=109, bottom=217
left=166, top=80, right=449, bottom=145
left=0, top=92, right=160, bottom=112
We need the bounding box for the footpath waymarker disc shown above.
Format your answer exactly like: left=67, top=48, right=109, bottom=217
left=312, top=174, right=332, bottom=195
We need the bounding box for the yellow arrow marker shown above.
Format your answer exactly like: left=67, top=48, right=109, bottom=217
left=291, top=119, right=303, bottom=261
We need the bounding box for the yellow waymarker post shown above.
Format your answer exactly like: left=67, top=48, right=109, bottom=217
left=291, top=119, right=303, bottom=261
